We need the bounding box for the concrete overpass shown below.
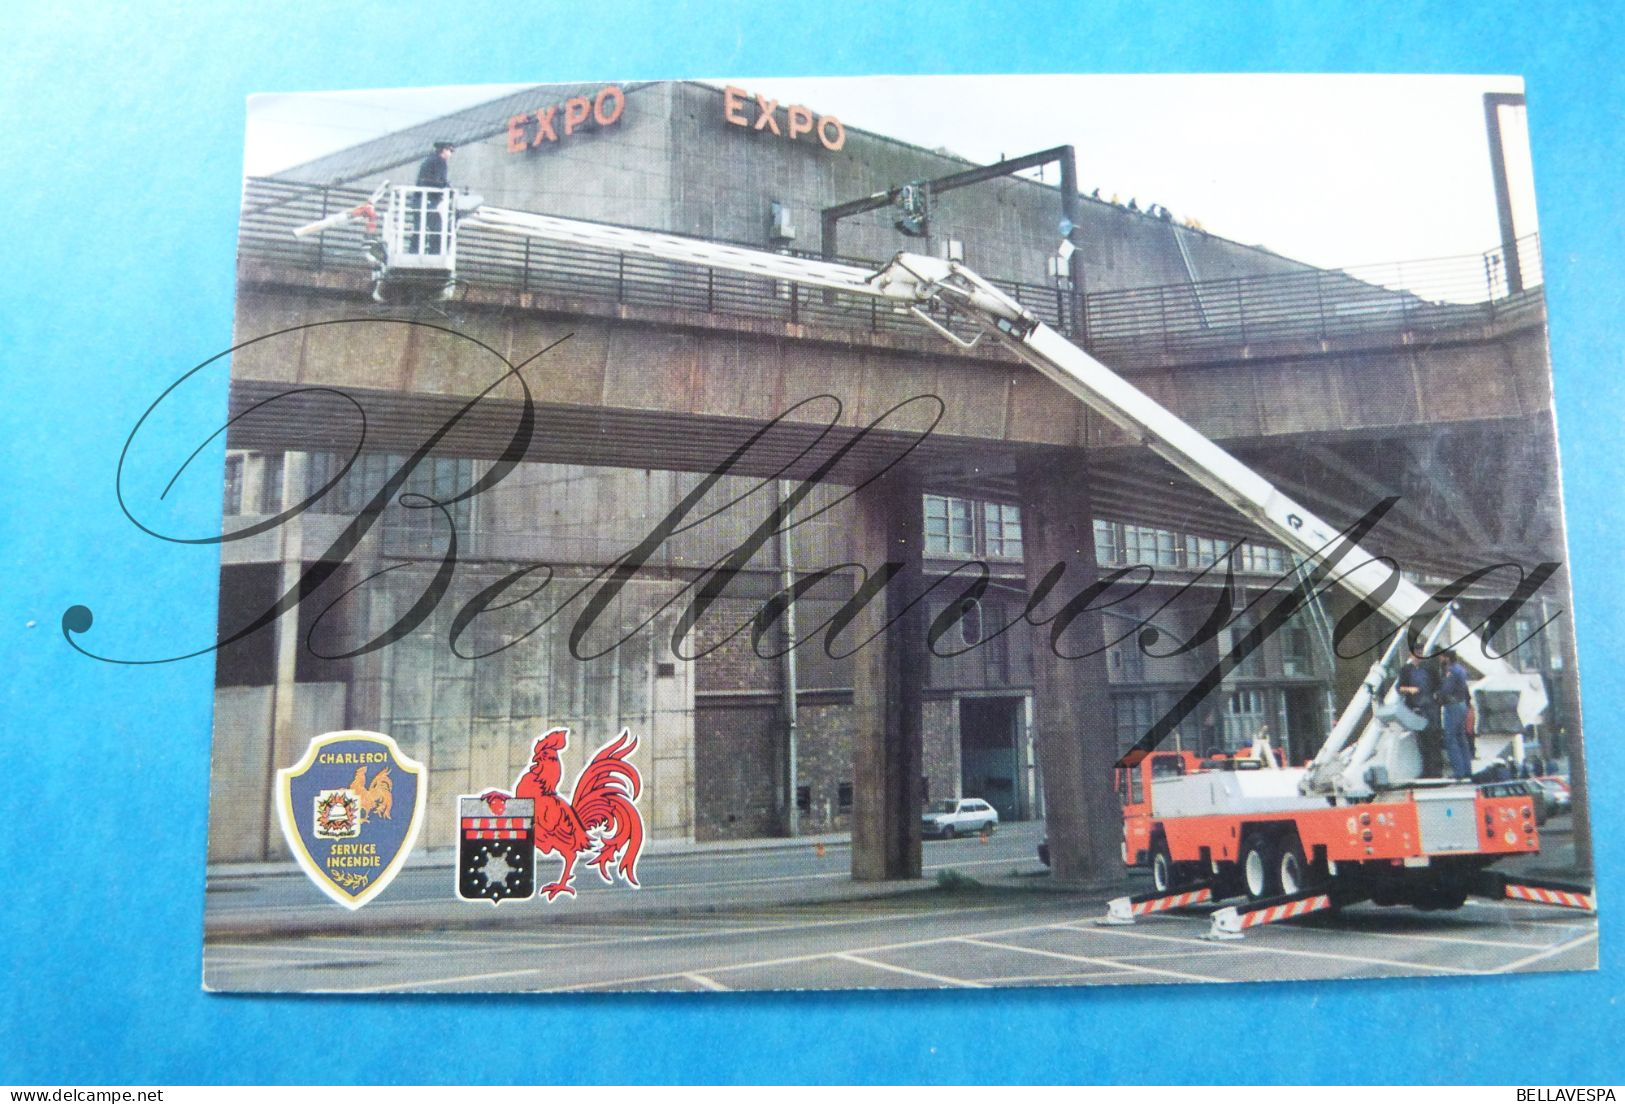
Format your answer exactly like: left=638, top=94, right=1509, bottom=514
left=223, top=184, right=1565, bottom=885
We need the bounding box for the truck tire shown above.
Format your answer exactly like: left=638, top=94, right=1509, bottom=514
left=1277, top=837, right=1313, bottom=895
left=1151, top=838, right=1177, bottom=893
left=1241, top=833, right=1277, bottom=901
left=1414, top=885, right=1470, bottom=911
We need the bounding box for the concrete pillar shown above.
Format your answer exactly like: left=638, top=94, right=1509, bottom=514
left=849, top=467, right=925, bottom=881
left=265, top=451, right=308, bottom=860
left=1018, top=452, right=1120, bottom=887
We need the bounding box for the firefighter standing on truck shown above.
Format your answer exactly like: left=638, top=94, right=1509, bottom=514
left=1397, top=647, right=1443, bottom=777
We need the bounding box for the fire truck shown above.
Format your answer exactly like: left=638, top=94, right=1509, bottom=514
left=296, top=185, right=1578, bottom=917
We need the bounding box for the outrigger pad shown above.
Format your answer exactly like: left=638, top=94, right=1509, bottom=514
left=1204, top=890, right=1335, bottom=941
left=1476, top=870, right=1596, bottom=912
left=1100, top=885, right=1214, bottom=925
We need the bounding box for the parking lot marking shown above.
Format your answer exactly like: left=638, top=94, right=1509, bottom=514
left=1061, top=920, right=1476, bottom=975
left=550, top=910, right=1102, bottom=991
left=1108, top=947, right=1250, bottom=963
left=350, top=967, right=543, bottom=993
left=836, top=952, right=986, bottom=988
left=1489, top=930, right=1598, bottom=974
left=1320, top=925, right=1557, bottom=952
left=683, top=972, right=732, bottom=991
left=978, top=969, right=1135, bottom=985
left=955, top=936, right=1226, bottom=984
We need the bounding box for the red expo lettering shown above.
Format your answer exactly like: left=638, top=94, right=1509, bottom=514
left=723, top=86, right=845, bottom=151
left=507, top=86, right=626, bottom=153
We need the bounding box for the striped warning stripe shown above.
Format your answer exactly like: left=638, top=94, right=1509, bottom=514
left=1238, top=893, right=1332, bottom=929
left=1505, top=883, right=1595, bottom=911
left=461, top=815, right=530, bottom=840
left=1132, top=888, right=1213, bottom=915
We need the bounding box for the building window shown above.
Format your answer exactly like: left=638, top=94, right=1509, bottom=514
left=1094, top=520, right=1122, bottom=564
left=958, top=598, right=984, bottom=646
left=1114, top=692, right=1173, bottom=758
left=1508, top=615, right=1546, bottom=671
left=262, top=454, right=284, bottom=515
left=924, top=494, right=974, bottom=556
left=336, top=452, right=399, bottom=514
left=1122, top=525, right=1181, bottom=567
left=837, top=782, right=853, bottom=812
left=1108, top=611, right=1147, bottom=682
left=796, top=785, right=811, bottom=814
left=223, top=454, right=244, bottom=516
left=1240, top=543, right=1288, bottom=575
left=1224, top=688, right=1269, bottom=749
left=1228, top=618, right=1266, bottom=678
left=1186, top=534, right=1230, bottom=568
left=984, top=502, right=1023, bottom=559
left=1282, top=623, right=1313, bottom=677
left=383, top=455, right=478, bottom=556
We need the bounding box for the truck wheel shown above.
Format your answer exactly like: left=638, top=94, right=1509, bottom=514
left=1414, top=886, right=1469, bottom=911
left=1151, top=838, right=1177, bottom=893
left=1277, top=838, right=1312, bottom=895
left=943, top=825, right=955, bottom=840
left=1241, top=833, right=1277, bottom=901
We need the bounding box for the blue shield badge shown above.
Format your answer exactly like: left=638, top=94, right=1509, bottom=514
left=276, top=731, right=426, bottom=910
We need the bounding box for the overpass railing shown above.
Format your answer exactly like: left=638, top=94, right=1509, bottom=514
left=239, top=177, right=1543, bottom=360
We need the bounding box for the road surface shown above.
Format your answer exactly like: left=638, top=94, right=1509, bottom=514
left=204, top=822, right=1596, bottom=992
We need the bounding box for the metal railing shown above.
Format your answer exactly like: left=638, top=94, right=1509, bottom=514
left=240, top=177, right=1543, bottom=360
left=1083, top=236, right=1544, bottom=359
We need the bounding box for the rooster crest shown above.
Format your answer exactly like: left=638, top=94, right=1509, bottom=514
left=482, top=727, right=644, bottom=901
left=349, top=764, right=393, bottom=822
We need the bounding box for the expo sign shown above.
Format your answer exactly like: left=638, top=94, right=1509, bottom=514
left=722, top=86, right=846, bottom=151
left=507, top=85, right=625, bottom=153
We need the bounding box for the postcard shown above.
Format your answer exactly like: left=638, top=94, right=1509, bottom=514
left=191, top=75, right=1595, bottom=992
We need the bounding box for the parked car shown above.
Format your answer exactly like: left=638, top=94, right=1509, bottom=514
left=1534, top=776, right=1572, bottom=818
left=922, top=798, right=999, bottom=838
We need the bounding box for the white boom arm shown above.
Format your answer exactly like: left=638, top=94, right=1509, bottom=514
left=300, top=196, right=1547, bottom=796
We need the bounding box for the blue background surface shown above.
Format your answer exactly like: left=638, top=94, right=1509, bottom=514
left=2, top=1, right=1621, bottom=1085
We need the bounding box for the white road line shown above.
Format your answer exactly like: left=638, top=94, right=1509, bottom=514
left=206, top=943, right=350, bottom=957
left=204, top=956, right=318, bottom=972
left=683, top=972, right=732, bottom=991
left=977, top=970, right=1134, bottom=985
left=956, top=936, right=1225, bottom=984
left=836, top=952, right=986, bottom=988
left=237, top=901, right=1030, bottom=966
left=349, top=967, right=543, bottom=993
left=1059, top=921, right=1475, bottom=975
left=1107, top=947, right=1251, bottom=962
left=1321, top=926, right=1556, bottom=952
left=1461, top=899, right=1594, bottom=922
left=1490, top=930, right=1599, bottom=974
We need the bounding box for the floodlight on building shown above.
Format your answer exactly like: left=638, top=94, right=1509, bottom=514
left=893, top=181, right=929, bottom=238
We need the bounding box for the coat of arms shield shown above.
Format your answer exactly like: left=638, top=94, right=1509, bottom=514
left=275, top=731, right=426, bottom=910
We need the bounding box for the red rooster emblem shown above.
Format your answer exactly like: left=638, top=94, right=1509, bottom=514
left=481, top=728, right=643, bottom=901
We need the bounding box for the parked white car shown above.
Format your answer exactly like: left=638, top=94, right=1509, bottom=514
left=921, top=798, right=999, bottom=838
